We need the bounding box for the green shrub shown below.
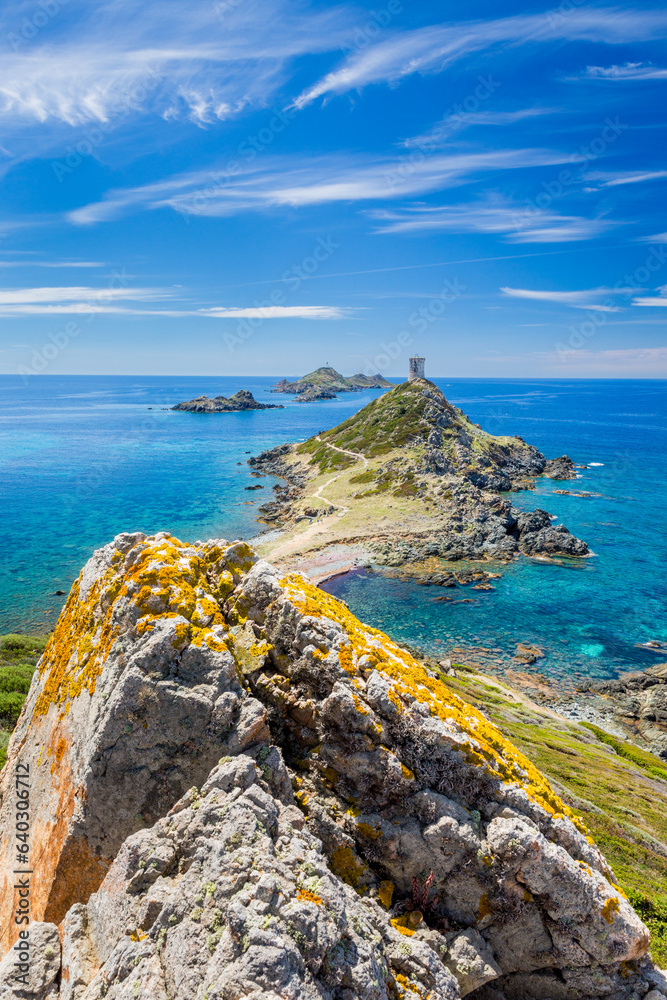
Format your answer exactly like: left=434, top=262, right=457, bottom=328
left=0, top=634, right=48, bottom=659
left=0, top=664, right=34, bottom=694
left=0, top=691, right=26, bottom=723
left=627, top=889, right=667, bottom=967
left=0, top=633, right=46, bottom=770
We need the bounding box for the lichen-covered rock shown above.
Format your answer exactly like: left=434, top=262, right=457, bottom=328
left=0, top=531, right=268, bottom=949
left=231, top=563, right=655, bottom=998
left=56, top=751, right=458, bottom=1000
left=0, top=532, right=663, bottom=1000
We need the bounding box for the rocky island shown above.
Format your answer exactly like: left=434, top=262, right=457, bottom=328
left=250, top=373, right=589, bottom=583
left=272, top=366, right=393, bottom=399
left=172, top=389, right=284, bottom=412
left=0, top=531, right=665, bottom=999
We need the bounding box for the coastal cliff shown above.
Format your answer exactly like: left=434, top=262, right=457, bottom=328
left=0, top=532, right=665, bottom=999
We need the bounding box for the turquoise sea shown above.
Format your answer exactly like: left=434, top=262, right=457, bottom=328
left=1, top=375, right=665, bottom=686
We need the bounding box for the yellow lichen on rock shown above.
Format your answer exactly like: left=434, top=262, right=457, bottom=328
left=329, top=844, right=373, bottom=893
left=603, top=897, right=621, bottom=924
left=279, top=572, right=586, bottom=832
left=378, top=880, right=395, bottom=909
left=390, top=915, right=415, bottom=937
left=35, top=534, right=234, bottom=718
left=296, top=888, right=323, bottom=906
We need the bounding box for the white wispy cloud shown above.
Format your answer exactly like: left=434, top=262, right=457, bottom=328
left=68, top=148, right=571, bottom=224
left=0, top=286, right=346, bottom=318
left=293, top=9, right=667, bottom=107
left=0, top=286, right=167, bottom=304
left=632, top=286, right=667, bottom=306
left=0, top=260, right=105, bottom=268
left=636, top=232, right=667, bottom=243
left=370, top=198, right=616, bottom=243
left=500, top=286, right=633, bottom=311
left=197, top=306, right=345, bottom=319
left=574, top=62, right=667, bottom=81
left=0, top=0, right=351, bottom=127
left=403, top=107, right=562, bottom=148
left=584, top=169, right=667, bottom=189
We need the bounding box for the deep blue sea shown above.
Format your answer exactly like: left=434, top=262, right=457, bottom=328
left=1, top=375, right=665, bottom=687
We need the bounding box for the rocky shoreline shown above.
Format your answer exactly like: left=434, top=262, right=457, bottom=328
left=249, top=440, right=589, bottom=572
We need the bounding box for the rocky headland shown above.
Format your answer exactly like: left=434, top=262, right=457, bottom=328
left=249, top=378, right=589, bottom=582
left=1, top=531, right=666, bottom=999
left=172, top=389, right=284, bottom=412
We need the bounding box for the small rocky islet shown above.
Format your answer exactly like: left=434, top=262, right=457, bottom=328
left=272, top=365, right=394, bottom=400
left=172, top=389, right=284, bottom=412
left=0, top=533, right=666, bottom=999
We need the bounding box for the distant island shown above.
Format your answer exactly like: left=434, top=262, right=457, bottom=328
left=272, top=365, right=393, bottom=399
left=172, top=389, right=284, bottom=412
left=251, top=362, right=588, bottom=584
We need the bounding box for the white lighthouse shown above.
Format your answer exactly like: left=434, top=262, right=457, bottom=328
left=408, top=356, right=425, bottom=381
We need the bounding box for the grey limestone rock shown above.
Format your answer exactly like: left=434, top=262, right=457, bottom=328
left=0, top=923, right=60, bottom=1000
left=56, top=752, right=459, bottom=1000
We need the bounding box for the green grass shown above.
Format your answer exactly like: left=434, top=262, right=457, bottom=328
left=349, top=469, right=376, bottom=484
left=436, top=664, right=667, bottom=966
left=580, top=721, right=667, bottom=783
left=0, top=634, right=47, bottom=769
left=296, top=438, right=356, bottom=473
left=319, top=381, right=431, bottom=458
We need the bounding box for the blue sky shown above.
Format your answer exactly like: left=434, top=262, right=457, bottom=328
left=0, top=0, right=666, bottom=377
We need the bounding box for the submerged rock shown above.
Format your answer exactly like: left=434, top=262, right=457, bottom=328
left=0, top=532, right=662, bottom=999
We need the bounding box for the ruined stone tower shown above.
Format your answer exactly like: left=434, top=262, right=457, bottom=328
left=408, top=356, right=425, bottom=381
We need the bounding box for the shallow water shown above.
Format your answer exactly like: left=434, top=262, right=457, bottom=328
left=1, top=375, right=665, bottom=684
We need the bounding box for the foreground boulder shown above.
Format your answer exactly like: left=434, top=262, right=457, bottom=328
left=0, top=532, right=269, bottom=943
left=0, top=532, right=664, bottom=999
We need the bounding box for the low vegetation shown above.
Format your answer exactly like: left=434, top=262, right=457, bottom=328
left=296, top=437, right=356, bottom=473
left=437, top=663, right=667, bottom=967
left=0, top=634, right=46, bottom=769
